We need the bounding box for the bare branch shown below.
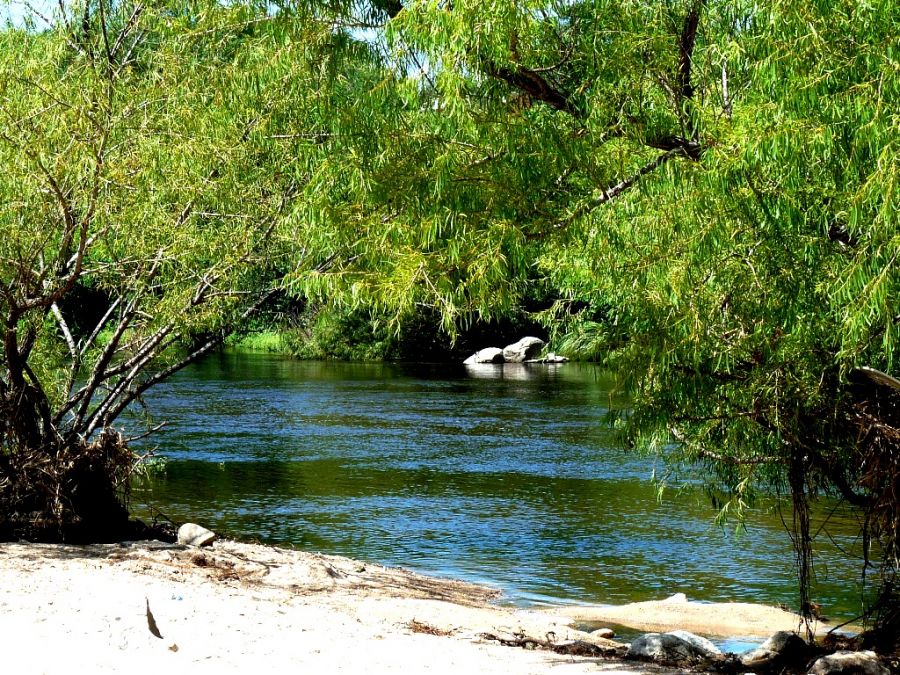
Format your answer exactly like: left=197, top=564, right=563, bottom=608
left=62, top=252, right=164, bottom=431
left=110, top=2, right=145, bottom=61
left=50, top=302, right=78, bottom=360
left=80, top=297, right=122, bottom=358
left=557, top=147, right=687, bottom=230
left=98, top=289, right=280, bottom=432
left=124, top=421, right=168, bottom=444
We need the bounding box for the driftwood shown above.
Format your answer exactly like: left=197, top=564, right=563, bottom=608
left=480, top=631, right=627, bottom=658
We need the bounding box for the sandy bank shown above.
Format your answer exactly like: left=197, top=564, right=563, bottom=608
left=0, top=539, right=677, bottom=675
left=543, top=596, right=822, bottom=639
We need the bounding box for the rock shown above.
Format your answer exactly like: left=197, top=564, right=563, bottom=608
left=663, top=592, right=688, bottom=603
left=463, top=347, right=505, bottom=365
left=502, top=337, right=545, bottom=363
left=177, top=523, right=216, bottom=547
left=590, top=627, right=616, bottom=639
left=668, top=630, right=723, bottom=657
left=627, top=630, right=723, bottom=665
left=808, top=651, right=889, bottom=675
left=741, top=631, right=810, bottom=670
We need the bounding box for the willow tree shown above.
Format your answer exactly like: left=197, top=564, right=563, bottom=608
left=284, top=0, right=900, bottom=638
left=0, top=0, right=374, bottom=540
left=534, top=1, right=900, bottom=640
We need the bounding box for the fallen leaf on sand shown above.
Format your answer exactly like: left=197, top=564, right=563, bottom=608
left=146, top=598, right=163, bottom=639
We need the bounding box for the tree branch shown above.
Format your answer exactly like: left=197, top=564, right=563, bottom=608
left=485, top=62, right=582, bottom=118
left=555, top=147, right=687, bottom=230
left=51, top=302, right=78, bottom=360
left=677, top=0, right=704, bottom=101
left=97, top=288, right=280, bottom=433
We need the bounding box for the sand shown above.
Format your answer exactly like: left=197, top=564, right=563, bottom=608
left=543, top=596, right=824, bottom=638
left=0, top=539, right=809, bottom=674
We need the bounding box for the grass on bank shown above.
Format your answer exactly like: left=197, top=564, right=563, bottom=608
left=226, top=331, right=287, bottom=354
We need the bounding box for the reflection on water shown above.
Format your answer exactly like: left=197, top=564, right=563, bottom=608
left=133, top=352, right=867, bottom=619
left=464, top=363, right=568, bottom=380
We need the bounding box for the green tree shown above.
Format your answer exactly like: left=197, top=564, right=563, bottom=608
left=285, top=0, right=899, bottom=638
left=0, top=0, right=372, bottom=539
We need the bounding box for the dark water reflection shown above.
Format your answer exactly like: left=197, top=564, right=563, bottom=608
left=134, top=353, right=867, bottom=618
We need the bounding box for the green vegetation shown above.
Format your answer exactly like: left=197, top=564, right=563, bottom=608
left=228, top=331, right=286, bottom=355
left=1, top=0, right=898, bottom=646
left=0, top=1, right=357, bottom=538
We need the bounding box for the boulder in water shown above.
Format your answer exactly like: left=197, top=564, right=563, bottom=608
left=502, top=337, right=545, bottom=363
left=463, top=347, right=505, bottom=365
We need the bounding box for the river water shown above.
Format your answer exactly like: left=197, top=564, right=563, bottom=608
left=133, top=352, right=868, bottom=621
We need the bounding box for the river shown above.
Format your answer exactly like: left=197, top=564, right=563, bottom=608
left=133, top=351, right=867, bottom=622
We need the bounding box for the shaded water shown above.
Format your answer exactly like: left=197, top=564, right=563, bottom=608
left=134, top=352, right=867, bottom=620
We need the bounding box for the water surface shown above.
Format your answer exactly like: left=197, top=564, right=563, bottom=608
left=134, top=353, right=867, bottom=620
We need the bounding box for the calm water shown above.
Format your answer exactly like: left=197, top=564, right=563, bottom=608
left=133, top=352, right=868, bottom=620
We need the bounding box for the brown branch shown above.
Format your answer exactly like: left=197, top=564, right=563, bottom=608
left=4, top=316, right=24, bottom=389
left=485, top=62, right=582, bottom=118
left=110, top=2, right=145, bottom=61
left=645, top=134, right=702, bottom=160
left=97, top=289, right=281, bottom=432
left=677, top=0, right=705, bottom=101
left=98, top=0, right=113, bottom=66
left=21, top=362, right=59, bottom=446
left=555, top=147, right=686, bottom=231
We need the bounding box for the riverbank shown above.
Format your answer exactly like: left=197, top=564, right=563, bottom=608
left=0, top=538, right=816, bottom=674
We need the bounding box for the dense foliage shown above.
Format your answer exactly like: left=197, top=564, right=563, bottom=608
left=286, top=0, right=900, bottom=636
left=0, top=1, right=372, bottom=538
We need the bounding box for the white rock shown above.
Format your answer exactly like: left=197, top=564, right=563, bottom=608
left=662, top=593, right=688, bottom=603
left=741, top=631, right=809, bottom=669
left=177, top=523, right=216, bottom=547
left=667, top=630, right=722, bottom=656
left=463, top=347, right=506, bottom=365
left=627, top=630, right=722, bottom=665
left=808, top=651, right=889, bottom=675
left=501, top=337, right=545, bottom=363
left=590, top=627, right=615, bottom=639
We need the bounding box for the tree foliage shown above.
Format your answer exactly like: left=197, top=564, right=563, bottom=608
left=0, top=0, right=378, bottom=538
left=279, top=0, right=900, bottom=634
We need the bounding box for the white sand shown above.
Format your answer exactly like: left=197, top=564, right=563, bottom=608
left=0, top=539, right=670, bottom=675
left=543, top=596, right=823, bottom=638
